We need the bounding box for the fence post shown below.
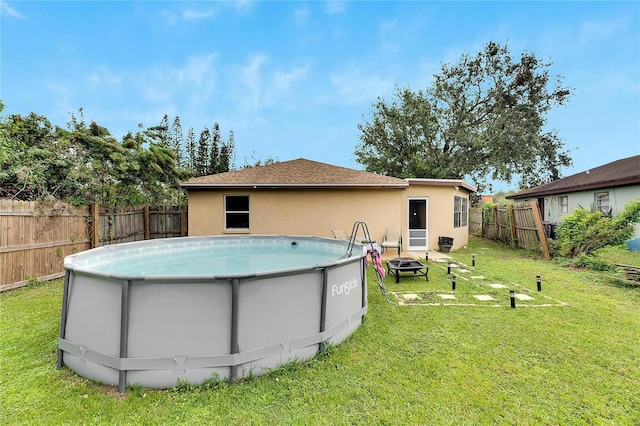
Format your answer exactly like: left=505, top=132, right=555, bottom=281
left=92, top=203, right=100, bottom=248
left=508, top=204, right=516, bottom=246
left=144, top=206, right=150, bottom=240
left=181, top=207, right=187, bottom=237
left=530, top=200, right=551, bottom=260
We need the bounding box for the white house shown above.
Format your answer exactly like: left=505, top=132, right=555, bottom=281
left=507, top=155, right=640, bottom=237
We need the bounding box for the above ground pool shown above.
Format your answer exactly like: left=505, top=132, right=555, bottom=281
left=57, top=236, right=367, bottom=392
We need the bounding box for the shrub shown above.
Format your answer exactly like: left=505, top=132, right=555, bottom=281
left=571, top=254, right=616, bottom=272
left=553, top=198, right=640, bottom=258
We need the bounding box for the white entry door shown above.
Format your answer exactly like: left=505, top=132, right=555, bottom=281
left=408, top=198, right=428, bottom=251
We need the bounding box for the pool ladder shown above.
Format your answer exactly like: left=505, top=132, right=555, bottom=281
left=345, top=221, right=374, bottom=257
left=346, top=221, right=393, bottom=303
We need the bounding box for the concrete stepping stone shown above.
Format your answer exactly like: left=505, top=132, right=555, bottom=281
left=438, top=294, right=457, bottom=300
left=474, top=295, right=495, bottom=301
left=489, top=283, right=508, bottom=288
left=515, top=294, right=534, bottom=301
left=403, top=293, right=421, bottom=300
left=471, top=276, right=485, bottom=280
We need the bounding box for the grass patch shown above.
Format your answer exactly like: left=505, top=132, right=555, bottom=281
left=596, top=244, right=640, bottom=267
left=1, top=236, right=639, bottom=424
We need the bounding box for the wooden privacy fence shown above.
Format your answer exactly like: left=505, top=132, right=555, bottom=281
left=0, top=200, right=91, bottom=291
left=1, top=201, right=187, bottom=291
left=92, top=205, right=187, bottom=246
left=481, top=200, right=551, bottom=259
left=481, top=206, right=510, bottom=244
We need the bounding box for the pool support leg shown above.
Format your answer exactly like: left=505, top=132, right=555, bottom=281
left=319, top=268, right=328, bottom=353
left=56, top=270, right=72, bottom=370
left=118, top=280, right=131, bottom=393
left=230, top=278, right=240, bottom=382
left=361, top=260, right=367, bottom=309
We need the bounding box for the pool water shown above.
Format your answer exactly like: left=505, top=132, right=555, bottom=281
left=72, top=237, right=350, bottom=276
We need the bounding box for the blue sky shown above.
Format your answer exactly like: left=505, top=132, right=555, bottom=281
left=2, top=1, right=639, bottom=192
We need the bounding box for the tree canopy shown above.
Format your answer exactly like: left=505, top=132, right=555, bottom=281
left=355, top=41, right=573, bottom=191
left=0, top=104, right=235, bottom=207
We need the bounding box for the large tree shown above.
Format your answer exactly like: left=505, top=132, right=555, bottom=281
left=1, top=104, right=236, bottom=204
left=355, top=42, right=573, bottom=191
left=0, top=110, right=86, bottom=201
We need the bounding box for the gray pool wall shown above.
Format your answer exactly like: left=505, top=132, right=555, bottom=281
left=57, top=236, right=367, bottom=391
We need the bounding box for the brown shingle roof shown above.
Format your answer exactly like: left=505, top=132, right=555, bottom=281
left=180, top=158, right=408, bottom=189
left=509, top=155, right=640, bottom=199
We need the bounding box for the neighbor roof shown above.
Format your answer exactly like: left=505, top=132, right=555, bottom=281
left=508, top=155, right=640, bottom=199
left=180, top=158, right=409, bottom=189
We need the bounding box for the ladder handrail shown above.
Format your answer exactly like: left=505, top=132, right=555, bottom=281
left=346, top=221, right=373, bottom=257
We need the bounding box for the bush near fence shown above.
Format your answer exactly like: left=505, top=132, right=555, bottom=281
left=480, top=201, right=551, bottom=259
left=0, top=200, right=187, bottom=291
left=469, top=207, right=482, bottom=236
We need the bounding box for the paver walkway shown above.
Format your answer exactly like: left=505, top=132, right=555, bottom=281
left=388, top=250, right=567, bottom=308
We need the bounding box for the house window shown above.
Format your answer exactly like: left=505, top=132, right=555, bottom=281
left=559, top=196, right=569, bottom=214
left=225, top=195, right=249, bottom=229
left=595, top=192, right=610, bottom=214
left=454, top=196, right=468, bottom=228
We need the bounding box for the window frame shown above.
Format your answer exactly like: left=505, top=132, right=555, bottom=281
left=594, top=191, right=610, bottom=214
left=559, top=196, right=569, bottom=214
left=454, top=196, right=468, bottom=228
left=224, top=195, right=250, bottom=230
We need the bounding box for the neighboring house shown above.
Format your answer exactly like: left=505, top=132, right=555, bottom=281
left=507, top=155, right=640, bottom=237
left=180, top=158, right=476, bottom=252
left=477, top=195, right=494, bottom=206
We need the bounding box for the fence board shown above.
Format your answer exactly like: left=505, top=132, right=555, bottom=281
left=1, top=200, right=91, bottom=291
left=480, top=201, right=551, bottom=259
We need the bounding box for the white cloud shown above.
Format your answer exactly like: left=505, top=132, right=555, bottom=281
left=240, top=53, right=268, bottom=109
left=325, top=1, right=346, bottom=14
left=580, top=16, right=630, bottom=44
left=380, top=19, right=400, bottom=54
left=176, top=53, right=218, bottom=86
left=222, top=54, right=311, bottom=127
left=160, top=6, right=217, bottom=25
left=0, top=1, right=25, bottom=19
left=182, top=8, right=216, bottom=21
left=86, top=67, right=122, bottom=86
left=234, top=0, right=254, bottom=13
left=294, top=6, right=311, bottom=25
left=263, top=66, right=308, bottom=107
left=329, top=69, right=394, bottom=105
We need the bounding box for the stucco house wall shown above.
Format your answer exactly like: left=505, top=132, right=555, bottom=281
left=182, top=159, right=476, bottom=253
left=402, top=183, right=472, bottom=251
left=187, top=188, right=403, bottom=241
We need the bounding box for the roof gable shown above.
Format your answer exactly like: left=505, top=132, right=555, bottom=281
left=180, top=158, right=408, bottom=189
left=509, top=155, right=640, bottom=199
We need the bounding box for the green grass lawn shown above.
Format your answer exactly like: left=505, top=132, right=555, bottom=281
left=1, top=236, right=639, bottom=425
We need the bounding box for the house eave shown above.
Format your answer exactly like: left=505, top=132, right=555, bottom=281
left=404, top=178, right=477, bottom=193
left=180, top=183, right=409, bottom=190
left=508, top=177, right=640, bottom=199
